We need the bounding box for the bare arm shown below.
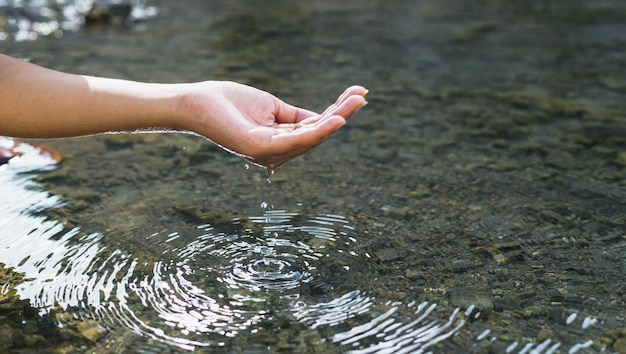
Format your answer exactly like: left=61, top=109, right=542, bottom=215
left=0, top=54, right=182, bottom=138
left=0, top=54, right=367, bottom=167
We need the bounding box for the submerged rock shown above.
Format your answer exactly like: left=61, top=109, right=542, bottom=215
left=76, top=320, right=108, bottom=342
left=448, top=286, right=494, bottom=319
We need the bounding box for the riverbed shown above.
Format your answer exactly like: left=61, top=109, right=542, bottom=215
left=1, top=0, right=625, bottom=353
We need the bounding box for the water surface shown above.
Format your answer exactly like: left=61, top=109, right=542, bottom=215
left=1, top=0, right=624, bottom=353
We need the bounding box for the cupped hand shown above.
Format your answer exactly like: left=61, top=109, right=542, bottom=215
left=184, top=81, right=368, bottom=168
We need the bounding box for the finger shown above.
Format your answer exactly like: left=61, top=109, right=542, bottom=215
left=276, top=86, right=368, bottom=125
left=301, top=92, right=368, bottom=126
left=274, top=117, right=347, bottom=163
left=319, top=95, right=367, bottom=123
left=275, top=101, right=318, bottom=124
left=324, top=87, right=368, bottom=116
left=335, top=85, right=368, bottom=105
left=255, top=125, right=343, bottom=167
left=269, top=115, right=346, bottom=153
left=302, top=86, right=368, bottom=123
left=257, top=142, right=317, bottom=168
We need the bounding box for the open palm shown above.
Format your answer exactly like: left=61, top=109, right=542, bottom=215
left=188, top=82, right=368, bottom=168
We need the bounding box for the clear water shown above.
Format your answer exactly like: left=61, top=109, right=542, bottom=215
left=1, top=0, right=625, bottom=353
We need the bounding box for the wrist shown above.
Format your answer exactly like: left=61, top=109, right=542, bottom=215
left=172, top=81, right=222, bottom=136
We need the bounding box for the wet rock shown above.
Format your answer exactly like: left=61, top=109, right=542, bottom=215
left=374, top=247, right=403, bottom=262
left=76, top=320, right=107, bottom=342
left=449, top=286, right=494, bottom=319
left=473, top=241, right=524, bottom=265
left=407, top=185, right=432, bottom=199
left=0, top=265, right=66, bottom=352
left=405, top=268, right=424, bottom=279
left=537, top=328, right=555, bottom=342
left=493, top=295, right=521, bottom=311
left=549, top=307, right=565, bottom=323
left=545, top=150, right=576, bottom=170
left=492, top=268, right=510, bottom=282
left=616, top=151, right=626, bottom=166
left=0, top=323, right=13, bottom=352
left=449, top=259, right=478, bottom=273
left=549, top=291, right=564, bottom=304
left=564, top=293, right=584, bottom=304
left=600, top=328, right=626, bottom=353
left=515, top=305, right=551, bottom=319
left=174, top=204, right=237, bottom=225
left=613, top=337, right=626, bottom=353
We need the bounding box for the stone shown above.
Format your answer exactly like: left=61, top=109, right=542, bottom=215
left=616, top=151, right=626, bottom=166
left=375, top=248, right=403, bottom=262
left=76, top=320, right=107, bottom=342
left=613, top=338, right=626, bottom=353
left=537, top=328, right=555, bottom=342
left=493, top=295, right=521, bottom=311
left=449, top=286, right=494, bottom=319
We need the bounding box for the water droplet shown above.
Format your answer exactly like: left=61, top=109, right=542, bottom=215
left=266, top=165, right=275, bottom=177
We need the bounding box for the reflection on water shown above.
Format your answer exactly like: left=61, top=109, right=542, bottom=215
left=331, top=301, right=465, bottom=354
left=1, top=0, right=625, bottom=352
left=0, top=166, right=469, bottom=352
left=0, top=0, right=158, bottom=41
left=0, top=162, right=615, bottom=353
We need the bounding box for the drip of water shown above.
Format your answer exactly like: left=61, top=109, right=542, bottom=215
left=266, top=165, right=276, bottom=177
left=265, top=163, right=276, bottom=184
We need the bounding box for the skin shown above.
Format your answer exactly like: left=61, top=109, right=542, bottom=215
left=0, top=54, right=368, bottom=168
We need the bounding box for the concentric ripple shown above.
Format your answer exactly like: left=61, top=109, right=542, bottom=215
left=0, top=185, right=366, bottom=350
left=85, top=209, right=365, bottom=349
left=1, top=167, right=611, bottom=352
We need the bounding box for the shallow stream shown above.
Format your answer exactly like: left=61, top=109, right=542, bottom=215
left=1, top=0, right=625, bottom=353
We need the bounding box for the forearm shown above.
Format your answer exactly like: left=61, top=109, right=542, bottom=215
left=0, top=54, right=185, bottom=138
left=0, top=54, right=368, bottom=168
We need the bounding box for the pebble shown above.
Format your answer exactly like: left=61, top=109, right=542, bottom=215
left=76, top=320, right=107, bottom=342
left=493, top=295, right=521, bottom=311
left=537, top=328, right=555, bottom=342
left=613, top=338, right=626, bottom=353
left=449, top=286, right=494, bottom=319
left=616, top=151, right=626, bottom=166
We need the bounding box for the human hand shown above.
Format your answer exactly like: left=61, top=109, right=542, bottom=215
left=181, top=82, right=368, bottom=169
